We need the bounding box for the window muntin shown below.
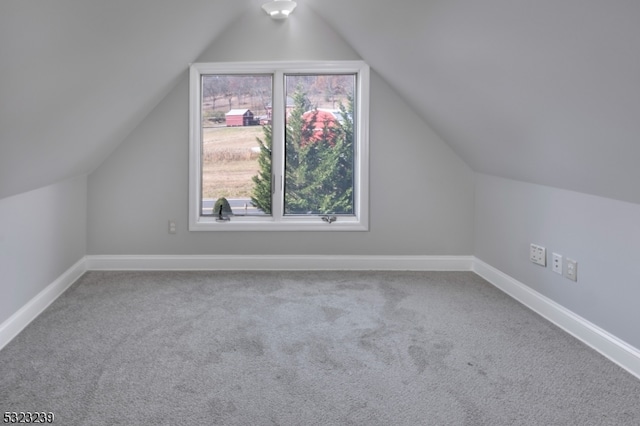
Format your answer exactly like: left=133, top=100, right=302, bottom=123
left=189, top=61, right=369, bottom=231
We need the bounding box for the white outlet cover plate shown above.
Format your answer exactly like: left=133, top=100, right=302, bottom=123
left=552, top=253, right=562, bottom=274
left=564, top=257, right=578, bottom=281
left=530, top=244, right=546, bottom=267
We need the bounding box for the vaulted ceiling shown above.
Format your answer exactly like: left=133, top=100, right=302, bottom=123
left=2, top=0, right=640, bottom=204
left=0, top=0, right=249, bottom=198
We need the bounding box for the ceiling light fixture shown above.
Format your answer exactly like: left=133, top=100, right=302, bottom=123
left=262, top=0, right=297, bottom=20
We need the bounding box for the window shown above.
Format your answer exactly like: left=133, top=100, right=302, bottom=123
left=189, top=61, right=369, bottom=231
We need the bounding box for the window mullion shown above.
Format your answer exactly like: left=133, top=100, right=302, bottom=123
left=270, top=70, right=285, bottom=221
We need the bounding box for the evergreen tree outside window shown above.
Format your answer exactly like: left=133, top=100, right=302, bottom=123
left=189, top=61, right=369, bottom=231
left=283, top=76, right=355, bottom=216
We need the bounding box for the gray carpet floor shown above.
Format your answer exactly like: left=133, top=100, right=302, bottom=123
left=1, top=271, right=639, bottom=425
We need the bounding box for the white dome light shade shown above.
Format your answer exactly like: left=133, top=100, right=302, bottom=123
left=262, top=0, right=297, bottom=20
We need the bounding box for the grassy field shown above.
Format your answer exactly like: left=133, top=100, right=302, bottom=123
left=202, top=125, right=265, bottom=199
left=201, top=90, right=350, bottom=200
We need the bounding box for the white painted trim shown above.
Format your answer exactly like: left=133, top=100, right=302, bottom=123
left=472, top=257, right=640, bottom=380
left=188, top=60, right=370, bottom=232
left=85, top=255, right=473, bottom=271
left=4, top=254, right=639, bottom=381
left=0, top=258, right=86, bottom=351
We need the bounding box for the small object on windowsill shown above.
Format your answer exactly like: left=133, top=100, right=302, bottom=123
left=321, top=215, right=337, bottom=224
left=216, top=205, right=230, bottom=222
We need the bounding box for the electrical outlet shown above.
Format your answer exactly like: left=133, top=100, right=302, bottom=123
left=530, top=244, right=546, bottom=266
left=168, top=220, right=177, bottom=234
left=564, top=258, right=578, bottom=281
left=552, top=253, right=562, bottom=274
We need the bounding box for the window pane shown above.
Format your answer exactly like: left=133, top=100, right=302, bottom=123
left=200, top=75, right=272, bottom=216
left=284, top=74, right=356, bottom=216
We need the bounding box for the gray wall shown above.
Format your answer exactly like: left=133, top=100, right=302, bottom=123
left=475, top=173, right=640, bottom=349
left=87, top=7, right=475, bottom=256
left=0, top=176, right=87, bottom=324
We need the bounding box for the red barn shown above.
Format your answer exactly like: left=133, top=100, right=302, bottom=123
left=301, top=109, right=342, bottom=142
left=225, top=109, right=254, bottom=127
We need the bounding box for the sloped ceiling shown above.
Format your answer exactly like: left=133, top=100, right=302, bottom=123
left=0, top=0, right=250, bottom=199
left=2, top=0, right=640, bottom=204
left=306, top=0, right=640, bottom=204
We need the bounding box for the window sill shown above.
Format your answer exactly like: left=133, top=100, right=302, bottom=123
left=189, top=217, right=368, bottom=232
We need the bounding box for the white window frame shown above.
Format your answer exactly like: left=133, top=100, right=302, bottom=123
left=188, top=61, right=370, bottom=232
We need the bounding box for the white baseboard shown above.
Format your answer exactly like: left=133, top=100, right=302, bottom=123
left=4, top=254, right=639, bottom=381
left=472, top=257, right=640, bottom=380
left=0, top=257, right=87, bottom=351
left=85, top=254, right=474, bottom=271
